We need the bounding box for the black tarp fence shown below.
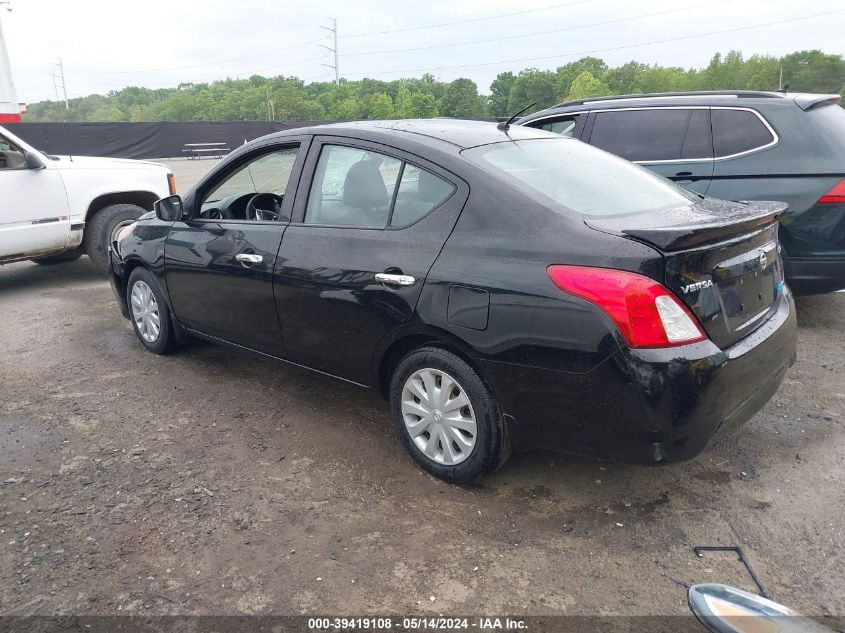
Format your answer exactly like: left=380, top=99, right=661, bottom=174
left=4, top=121, right=334, bottom=160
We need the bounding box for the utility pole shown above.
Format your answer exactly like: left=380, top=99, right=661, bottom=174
left=50, top=57, right=68, bottom=109
left=320, top=18, right=339, bottom=85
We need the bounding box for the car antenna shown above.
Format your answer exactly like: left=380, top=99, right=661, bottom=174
left=497, top=102, right=536, bottom=132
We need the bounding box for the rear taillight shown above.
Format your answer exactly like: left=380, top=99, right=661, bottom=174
left=817, top=179, right=845, bottom=204
left=167, top=173, right=177, bottom=195
left=546, top=265, right=706, bottom=348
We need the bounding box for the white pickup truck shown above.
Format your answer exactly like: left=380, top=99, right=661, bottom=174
left=0, top=124, right=173, bottom=271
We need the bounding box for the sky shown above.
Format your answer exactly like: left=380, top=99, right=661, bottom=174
left=1, top=0, right=843, bottom=104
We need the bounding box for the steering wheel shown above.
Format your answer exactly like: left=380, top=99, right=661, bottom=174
left=246, top=193, right=283, bottom=221
left=202, top=207, right=232, bottom=220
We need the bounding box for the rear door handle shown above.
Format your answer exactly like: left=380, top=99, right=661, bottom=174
left=235, top=253, right=263, bottom=264
left=375, top=273, right=416, bottom=287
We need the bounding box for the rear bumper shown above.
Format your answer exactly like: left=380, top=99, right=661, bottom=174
left=482, top=289, right=797, bottom=463
left=787, top=256, right=845, bottom=295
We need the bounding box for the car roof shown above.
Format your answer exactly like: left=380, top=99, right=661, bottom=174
left=267, top=118, right=555, bottom=150
left=520, top=91, right=841, bottom=119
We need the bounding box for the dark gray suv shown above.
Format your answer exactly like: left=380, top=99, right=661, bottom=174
left=519, top=91, right=845, bottom=294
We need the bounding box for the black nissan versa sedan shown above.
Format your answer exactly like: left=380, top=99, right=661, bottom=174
left=108, top=119, right=797, bottom=483
left=518, top=91, right=845, bottom=295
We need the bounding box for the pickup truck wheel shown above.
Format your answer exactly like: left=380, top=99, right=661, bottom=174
left=126, top=267, right=175, bottom=355
left=31, top=251, right=82, bottom=265
left=84, top=204, right=145, bottom=273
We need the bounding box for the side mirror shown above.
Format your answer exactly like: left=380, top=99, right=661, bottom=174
left=24, top=150, right=44, bottom=170
left=154, top=195, right=184, bottom=221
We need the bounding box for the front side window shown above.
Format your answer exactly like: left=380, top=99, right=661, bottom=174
left=464, top=138, right=698, bottom=217
left=589, top=109, right=692, bottom=162
left=199, top=146, right=300, bottom=221
left=538, top=117, right=579, bottom=137
left=305, top=144, right=454, bottom=227
left=712, top=109, right=775, bottom=158
left=0, top=135, right=27, bottom=170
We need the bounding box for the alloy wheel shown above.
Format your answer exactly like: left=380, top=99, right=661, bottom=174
left=401, top=368, right=477, bottom=465
left=130, top=280, right=161, bottom=343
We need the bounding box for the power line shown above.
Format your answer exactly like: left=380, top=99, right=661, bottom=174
left=340, top=8, right=844, bottom=78
left=72, top=1, right=590, bottom=76
left=343, top=0, right=731, bottom=57
left=84, top=55, right=326, bottom=89
left=74, top=38, right=326, bottom=75
left=340, top=0, right=592, bottom=38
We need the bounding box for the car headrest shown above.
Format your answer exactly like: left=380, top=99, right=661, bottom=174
left=343, top=159, right=388, bottom=210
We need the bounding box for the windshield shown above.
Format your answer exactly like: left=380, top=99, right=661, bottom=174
left=463, top=138, right=698, bottom=217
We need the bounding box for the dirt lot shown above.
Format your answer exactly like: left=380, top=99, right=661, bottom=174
left=1, top=158, right=843, bottom=618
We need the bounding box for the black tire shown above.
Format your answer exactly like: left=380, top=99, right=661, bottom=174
left=126, top=267, right=175, bottom=355
left=83, top=203, right=145, bottom=273
left=389, top=346, right=509, bottom=484
left=31, top=251, right=82, bottom=265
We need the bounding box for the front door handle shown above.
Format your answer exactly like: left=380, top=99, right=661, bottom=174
left=375, top=272, right=416, bottom=287
left=235, top=253, right=263, bottom=264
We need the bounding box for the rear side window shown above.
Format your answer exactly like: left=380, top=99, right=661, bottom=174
left=807, top=104, right=845, bottom=148
left=712, top=109, right=775, bottom=158
left=537, top=116, right=579, bottom=137
left=305, top=144, right=453, bottom=228
left=589, top=109, right=691, bottom=162
left=391, top=164, right=454, bottom=227
left=464, top=138, right=698, bottom=217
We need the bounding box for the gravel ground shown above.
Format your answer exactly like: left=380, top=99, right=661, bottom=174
left=0, top=158, right=842, bottom=617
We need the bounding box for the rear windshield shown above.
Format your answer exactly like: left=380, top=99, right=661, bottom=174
left=463, top=138, right=697, bottom=217
left=808, top=104, right=845, bottom=147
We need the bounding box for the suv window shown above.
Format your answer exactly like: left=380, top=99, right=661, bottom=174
left=305, top=144, right=453, bottom=228
left=589, top=109, right=692, bottom=162
left=712, top=109, right=775, bottom=158
left=538, top=116, right=579, bottom=137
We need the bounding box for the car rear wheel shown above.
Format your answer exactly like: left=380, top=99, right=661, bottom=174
left=390, top=346, right=509, bottom=483
left=84, top=203, right=146, bottom=273
left=126, top=267, right=175, bottom=355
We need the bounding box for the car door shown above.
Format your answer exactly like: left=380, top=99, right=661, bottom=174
left=274, top=137, right=468, bottom=384
left=0, top=132, right=70, bottom=259
left=164, top=140, right=308, bottom=355
left=585, top=107, right=715, bottom=195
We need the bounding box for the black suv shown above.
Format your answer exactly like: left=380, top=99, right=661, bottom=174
left=519, top=91, right=845, bottom=294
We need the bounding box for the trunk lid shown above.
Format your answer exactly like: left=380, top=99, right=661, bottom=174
left=586, top=199, right=787, bottom=349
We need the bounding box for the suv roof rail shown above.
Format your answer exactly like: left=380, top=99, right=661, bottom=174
left=551, top=90, right=785, bottom=108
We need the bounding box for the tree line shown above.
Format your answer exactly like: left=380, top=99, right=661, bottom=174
left=24, top=50, right=845, bottom=123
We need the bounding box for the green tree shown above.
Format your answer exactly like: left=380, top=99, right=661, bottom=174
left=408, top=92, right=439, bottom=118
left=565, top=71, right=610, bottom=100
left=488, top=71, right=516, bottom=117
left=368, top=92, right=395, bottom=119
left=507, top=69, right=557, bottom=114
left=440, top=78, right=485, bottom=118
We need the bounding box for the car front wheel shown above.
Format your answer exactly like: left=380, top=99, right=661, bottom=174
left=389, top=346, right=509, bottom=483
left=126, top=267, right=175, bottom=355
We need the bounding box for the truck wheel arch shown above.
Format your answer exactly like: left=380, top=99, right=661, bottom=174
left=85, top=191, right=159, bottom=221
